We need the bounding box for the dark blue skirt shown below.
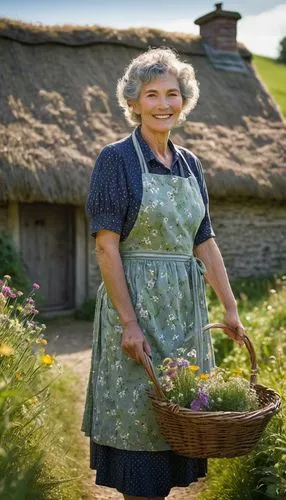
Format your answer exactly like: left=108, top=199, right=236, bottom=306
left=90, top=440, right=207, bottom=497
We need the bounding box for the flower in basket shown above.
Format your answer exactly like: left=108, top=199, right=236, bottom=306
left=158, top=355, right=260, bottom=412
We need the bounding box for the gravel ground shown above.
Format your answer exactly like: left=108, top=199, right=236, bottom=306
left=45, top=318, right=206, bottom=500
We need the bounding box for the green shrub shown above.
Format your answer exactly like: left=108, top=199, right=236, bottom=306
left=0, top=231, right=30, bottom=293
left=198, top=277, right=286, bottom=499
left=74, top=297, right=96, bottom=321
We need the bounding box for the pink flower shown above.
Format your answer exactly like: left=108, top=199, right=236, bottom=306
left=32, top=283, right=40, bottom=290
left=2, top=286, right=12, bottom=297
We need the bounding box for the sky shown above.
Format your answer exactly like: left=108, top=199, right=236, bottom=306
left=0, top=1, right=285, bottom=58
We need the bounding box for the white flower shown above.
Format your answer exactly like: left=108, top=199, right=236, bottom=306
left=114, top=325, right=123, bottom=334
left=139, top=308, right=148, bottom=319
left=147, top=279, right=155, bottom=289
left=151, top=229, right=158, bottom=236
left=116, top=376, right=123, bottom=388
left=152, top=296, right=159, bottom=303
left=167, top=191, right=174, bottom=201
left=163, top=217, right=168, bottom=223
left=128, top=408, right=136, bottom=416
left=151, top=201, right=158, bottom=208
left=133, top=389, right=140, bottom=401
left=115, top=420, right=122, bottom=430
left=143, top=237, right=151, bottom=245
left=187, top=348, right=197, bottom=359
left=118, top=389, right=126, bottom=398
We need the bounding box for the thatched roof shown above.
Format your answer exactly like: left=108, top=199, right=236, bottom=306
left=0, top=18, right=285, bottom=204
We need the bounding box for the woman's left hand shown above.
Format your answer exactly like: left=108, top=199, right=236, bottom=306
left=222, top=309, right=246, bottom=347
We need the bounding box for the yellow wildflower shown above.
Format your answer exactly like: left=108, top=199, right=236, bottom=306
left=188, top=365, right=200, bottom=372
left=200, top=373, right=210, bottom=380
left=27, top=396, right=39, bottom=405
left=0, top=343, right=15, bottom=356
left=41, top=354, right=55, bottom=366
left=233, top=368, right=243, bottom=376
left=15, top=371, right=21, bottom=380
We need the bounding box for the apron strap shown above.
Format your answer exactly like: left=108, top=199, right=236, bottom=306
left=132, top=130, right=149, bottom=174
left=132, top=129, right=189, bottom=179
left=176, top=148, right=193, bottom=178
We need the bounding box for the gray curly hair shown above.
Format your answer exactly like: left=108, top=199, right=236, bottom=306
left=116, top=47, right=199, bottom=126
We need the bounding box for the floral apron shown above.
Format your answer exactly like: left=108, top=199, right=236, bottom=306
left=81, top=130, right=216, bottom=451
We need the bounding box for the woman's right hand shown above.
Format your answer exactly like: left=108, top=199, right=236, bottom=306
left=121, top=320, right=152, bottom=364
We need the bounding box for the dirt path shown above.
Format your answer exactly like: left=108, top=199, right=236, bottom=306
left=45, top=318, right=206, bottom=499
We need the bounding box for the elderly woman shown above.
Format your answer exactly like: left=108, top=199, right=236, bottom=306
left=81, top=47, right=245, bottom=500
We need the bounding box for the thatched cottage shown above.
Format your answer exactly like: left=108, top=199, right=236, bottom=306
left=0, top=3, right=285, bottom=312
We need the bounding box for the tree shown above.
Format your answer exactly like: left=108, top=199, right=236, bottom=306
left=278, top=36, right=286, bottom=63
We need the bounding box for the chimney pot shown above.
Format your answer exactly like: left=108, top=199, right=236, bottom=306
left=215, top=3, right=223, bottom=10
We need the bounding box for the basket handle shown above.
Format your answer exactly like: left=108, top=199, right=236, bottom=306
left=203, top=323, right=258, bottom=385
left=141, top=353, right=167, bottom=400
left=141, top=323, right=258, bottom=396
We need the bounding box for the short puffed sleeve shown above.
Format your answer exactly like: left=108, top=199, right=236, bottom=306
left=86, top=145, right=128, bottom=238
left=192, top=156, right=216, bottom=247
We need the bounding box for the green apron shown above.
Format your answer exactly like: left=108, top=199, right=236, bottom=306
left=81, top=130, right=216, bottom=451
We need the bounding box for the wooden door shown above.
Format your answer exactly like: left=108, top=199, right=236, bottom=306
left=20, top=203, right=74, bottom=311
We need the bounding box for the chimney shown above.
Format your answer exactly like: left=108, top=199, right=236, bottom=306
left=194, top=2, right=241, bottom=52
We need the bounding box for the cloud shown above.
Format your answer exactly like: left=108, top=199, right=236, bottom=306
left=143, top=4, right=286, bottom=58
left=238, top=4, right=286, bottom=58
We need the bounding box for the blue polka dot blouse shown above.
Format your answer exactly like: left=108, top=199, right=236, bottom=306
left=86, top=125, right=215, bottom=248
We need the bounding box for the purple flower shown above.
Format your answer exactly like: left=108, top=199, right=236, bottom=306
left=191, top=398, right=201, bottom=411
left=191, top=389, right=210, bottom=411
left=169, top=361, right=178, bottom=368
left=2, top=286, right=12, bottom=297
left=32, top=283, right=40, bottom=290
left=177, top=359, right=189, bottom=368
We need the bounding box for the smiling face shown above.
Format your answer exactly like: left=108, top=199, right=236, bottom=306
left=129, top=71, right=184, bottom=133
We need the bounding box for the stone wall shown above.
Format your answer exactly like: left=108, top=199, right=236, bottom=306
left=210, top=200, right=286, bottom=278
left=80, top=200, right=286, bottom=298
left=0, top=204, right=8, bottom=231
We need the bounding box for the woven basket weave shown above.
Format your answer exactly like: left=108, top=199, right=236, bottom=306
left=142, top=323, right=282, bottom=458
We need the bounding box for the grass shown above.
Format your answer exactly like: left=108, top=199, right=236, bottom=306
left=0, top=277, right=88, bottom=500
left=253, top=55, right=286, bottom=118
left=198, top=275, right=286, bottom=499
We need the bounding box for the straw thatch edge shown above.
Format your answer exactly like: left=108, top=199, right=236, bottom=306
left=0, top=17, right=252, bottom=59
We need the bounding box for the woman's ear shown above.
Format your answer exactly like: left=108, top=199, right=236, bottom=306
left=128, top=99, right=140, bottom=115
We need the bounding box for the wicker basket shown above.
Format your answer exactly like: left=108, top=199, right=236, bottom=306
left=142, top=323, right=282, bottom=458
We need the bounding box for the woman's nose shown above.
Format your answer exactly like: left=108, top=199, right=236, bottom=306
left=157, top=97, right=170, bottom=109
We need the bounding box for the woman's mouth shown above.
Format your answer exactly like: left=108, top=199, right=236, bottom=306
left=153, top=114, right=173, bottom=120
